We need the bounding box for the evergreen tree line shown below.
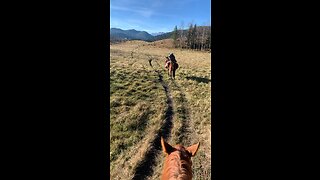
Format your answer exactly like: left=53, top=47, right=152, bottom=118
left=172, top=23, right=211, bottom=51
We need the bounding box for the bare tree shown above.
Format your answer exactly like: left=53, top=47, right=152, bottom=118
left=200, top=25, right=206, bottom=50
left=187, top=23, right=193, bottom=49
left=179, top=21, right=185, bottom=48
left=206, top=28, right=211, bottom=50
left=172, top=21, right=211, bottom=51
left=192, top=24, right=197, bottom=49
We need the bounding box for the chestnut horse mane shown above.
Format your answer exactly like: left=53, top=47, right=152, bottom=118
left=162, top=146, right=193, bottom=180
left=161, top=137, right=200, bottom=180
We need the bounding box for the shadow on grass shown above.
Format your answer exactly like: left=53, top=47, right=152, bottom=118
left=185, top=76, right=211, bottom=84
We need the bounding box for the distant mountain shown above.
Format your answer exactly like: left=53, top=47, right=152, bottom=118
left=151, top=32, right=166, bottom=36
left=110, top=28, right=154, bottom=41
left=152, top=32, right=173, bottom=41
left=110, top=26, right=210, bottom=42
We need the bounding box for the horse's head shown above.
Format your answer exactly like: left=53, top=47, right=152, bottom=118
left=161, top=137, right=200, bottom=165
left=161, top=137, right=200, bottom=179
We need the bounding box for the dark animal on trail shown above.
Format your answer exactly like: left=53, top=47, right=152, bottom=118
left=165, top=56, right=179, bottom=79
left=160, top=137, right=200, bottom=180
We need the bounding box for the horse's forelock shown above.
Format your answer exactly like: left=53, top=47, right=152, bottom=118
left=161, top=145, right=193, bottom=180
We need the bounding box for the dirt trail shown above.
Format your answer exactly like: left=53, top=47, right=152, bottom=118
left=171, top=81, right=193, bottom=144
left=131, top=58, right=174, bottom=180
left=150, top=55, right=193, bottom=144
left=131, top=49, right=195, bottom=179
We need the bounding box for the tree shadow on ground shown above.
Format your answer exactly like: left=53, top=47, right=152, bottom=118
left=185, top=76, right=211, bottom=84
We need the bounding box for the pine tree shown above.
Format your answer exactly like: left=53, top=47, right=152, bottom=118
left=187, top=24, right=193, bottom=49
left=200, top=26, right=206, bottom=50
left=205, top=29, right=211, bottom=50
left=171, top=22, right=211, bottom=51
left=179, top=21, right=185, bottom=48
left=172, top=26, right=178, bottom=48
left=192, top=24, right=197, bottom=49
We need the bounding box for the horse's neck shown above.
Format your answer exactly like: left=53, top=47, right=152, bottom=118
left=162, top=152, right=192, bottom=180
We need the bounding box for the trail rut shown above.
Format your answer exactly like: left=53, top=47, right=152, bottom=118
left=131, top=52, right=196, bottom=180
left=171, top=81, right=193, bottom=144
left=132, top=58, right=174, bottom=180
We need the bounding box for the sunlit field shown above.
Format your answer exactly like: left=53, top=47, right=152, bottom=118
left=110, top=39, right=211, bottom=179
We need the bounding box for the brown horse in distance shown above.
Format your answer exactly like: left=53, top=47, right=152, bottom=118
left=161, top=137, right=200, bottom=180
left=165, top=57, right=179, bottom=79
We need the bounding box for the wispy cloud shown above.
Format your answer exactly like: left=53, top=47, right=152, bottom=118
left=110, top=0, right=210, bottom=33
left=110, top=3, right=176, bottom=18
left=110, top=17, right=172, bottom=34
left=111, top=18, right=146, bottom=30
left=111, top=5, right=154, bottom=18
left=150, top=0, right=163, bottom=8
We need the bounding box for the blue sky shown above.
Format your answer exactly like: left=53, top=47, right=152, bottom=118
left=110, top=0, right=211, bottom=34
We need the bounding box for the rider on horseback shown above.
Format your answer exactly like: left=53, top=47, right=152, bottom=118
left=165, top=53, right=179, bottom=79
left=168, top=53, right=177, bottom=63
left=165, top=53, right=177, bottom=68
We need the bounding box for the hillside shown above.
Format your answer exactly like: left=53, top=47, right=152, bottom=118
left=151, top=32, right=166, bottom=36
left=110, top=28, right=154, bottom=41
left=110, top=28, right=174, bottom=42
left=152, top=31, right=173, bottom=41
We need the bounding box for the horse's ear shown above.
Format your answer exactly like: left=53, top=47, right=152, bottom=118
left=161, top=137, right=175, bottom=155
left=186, top=142, right=200, bottom=157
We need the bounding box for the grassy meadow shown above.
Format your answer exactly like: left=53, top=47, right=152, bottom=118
left=110, top=39, right=211, bottom=179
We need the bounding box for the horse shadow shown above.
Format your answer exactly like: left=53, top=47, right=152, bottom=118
left=185, top=76, right=211, bottom=84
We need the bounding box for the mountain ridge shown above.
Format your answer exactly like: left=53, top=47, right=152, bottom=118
left=110, top=28, right=155, bottom=41
left=151, top=32, right=166, bottom=36
left=110, top=26, right=210, bottom=42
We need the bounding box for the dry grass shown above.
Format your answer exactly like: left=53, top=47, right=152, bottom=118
left=110, top=40, right=211, bottom=179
